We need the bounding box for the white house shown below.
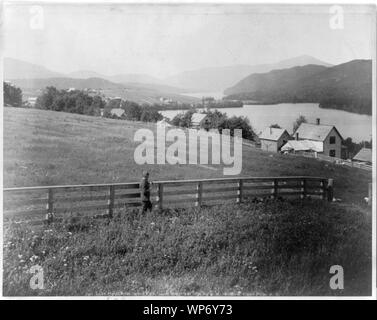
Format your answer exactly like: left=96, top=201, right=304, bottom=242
left=191, top=113, right=209, bottom=129
left=157, top=119, right=172, bottom=128
left=293, top=119, right=344, bottom=158
left=27, top=97, right=38, bottom=107
left=110, top=108, right=125, bottom=118
left=259, top=127, right=291, bottom=152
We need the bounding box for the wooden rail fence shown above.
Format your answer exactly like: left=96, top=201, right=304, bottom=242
left=290, top=152, right=372, bottom=171
left=3, top=176, right=330, bottom=223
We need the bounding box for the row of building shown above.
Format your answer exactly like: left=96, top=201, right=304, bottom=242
left=259, top=118, right=372, bottom=164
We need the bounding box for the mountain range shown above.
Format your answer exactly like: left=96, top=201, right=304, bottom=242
left=4, top=56, right=372, bottom=114
left=224, top=59, right=372, bottom=115
left=4, top=58, right=196, bottom=104
left=164, top=55, right=332, bottom=92
left=4, top=55, right=332, bottom=92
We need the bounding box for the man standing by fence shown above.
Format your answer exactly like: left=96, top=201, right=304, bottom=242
left=140, top=171, right=153, bottom=214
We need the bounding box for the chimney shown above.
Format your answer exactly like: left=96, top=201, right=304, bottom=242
left=270, top=127, right=272, bottom=134
left=316, top=118, right=320, bottom=125
left=295, top=132, right=299, bottom=140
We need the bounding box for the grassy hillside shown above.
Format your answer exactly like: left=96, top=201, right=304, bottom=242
left=3, top=108, right=372, bottom=205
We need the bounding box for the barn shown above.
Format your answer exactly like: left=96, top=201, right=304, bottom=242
left=259, top=127, right=291, bottom=152
left=191, top=113, right=209, bottom=129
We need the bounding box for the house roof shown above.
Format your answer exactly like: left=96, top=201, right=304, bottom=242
left=295, top=123, right=343, bottom=142
left=157, top=119, right=172, bottom=127
left=191, top=113, right=207, bottom=124
left=259, top=127, right=289, bottom=141
left=281, top=139, right=323, bottom=153
left=353, top=148, right=372, bottom=163
left=110, top=108, right=125, bottom=117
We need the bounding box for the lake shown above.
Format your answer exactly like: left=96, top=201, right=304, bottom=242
left=161, top=99, right=372, bottom=143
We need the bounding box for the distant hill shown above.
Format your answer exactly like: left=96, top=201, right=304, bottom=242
left=67, top=70, right=108, bottom=79
left=108, top=74, right=162, bottom=85
left=4, top=57, right=64, bottom=79
left=11, top=77, right=122, bottom=90
left=69, top=71, right=166, bottom=87
left=10, top=77, right=198, bottom=104
left=164, top=55, right=332, bottom=92
left=224, top=64, right=328, bottom=97
left=224, top=60, right=372, bottom=115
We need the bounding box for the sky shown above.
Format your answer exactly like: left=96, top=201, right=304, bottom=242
left=2, top=3, right=375, bottom=78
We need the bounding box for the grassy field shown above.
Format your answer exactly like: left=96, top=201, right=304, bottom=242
left=2, top=107, right=373, bottom=296
left=3, top=107, right=372, bottom=204
left=3, top=199, right=371, bottom=296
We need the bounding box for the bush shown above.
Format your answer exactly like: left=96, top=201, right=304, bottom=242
left=4, top=82, right=23, bottom=108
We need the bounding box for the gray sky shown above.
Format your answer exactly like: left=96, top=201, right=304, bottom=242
left=3, top=3, right=375, bottom=78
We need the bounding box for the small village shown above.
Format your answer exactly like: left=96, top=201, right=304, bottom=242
left=156, top=110, right=372, bottom=171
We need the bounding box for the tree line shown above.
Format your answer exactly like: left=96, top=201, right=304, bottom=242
left=171, top=109, right=256, bottom=140
left=34, top=86, right=163, bottom=123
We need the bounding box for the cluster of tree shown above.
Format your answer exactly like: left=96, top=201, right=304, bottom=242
left=171, top=109, right=255, bottom=140
left=104, top=99, right=163, bottom=122
left=35, top=86, right=163, bottom=123
left=3, top=82, right=22, bottom=108
left=292, top=115, right=307, bottom=133
left=202, top=99, right=243, bottom=109
left=149, top=102, right=193, bottom=111
left=36, top=86, right=105, bottom=116
left=151, top=99, right=243, bottom=111
left=319, top=95, right=371, bottom=116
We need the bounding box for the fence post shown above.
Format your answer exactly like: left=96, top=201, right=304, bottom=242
left=368, top=182, right=372, bottom=206
left=272, top=179, right=278, bottom=199
left=327, top=179, right=334, bottom=202
left=157, top=183, right=163, bottom=210
left=301, top=178, right=307, bottom=199
left=46, top=188, right=54, bottom=224
left=237, top=179, right=243, bottom=203
left=108, top=185, right=115, bottom=218
left=196, top=182, right=203, bottom=207
left=321, top=179, right=327, bottom=200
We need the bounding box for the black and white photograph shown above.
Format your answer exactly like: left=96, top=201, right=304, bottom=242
left=1, top=1, right=375, bottom=299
